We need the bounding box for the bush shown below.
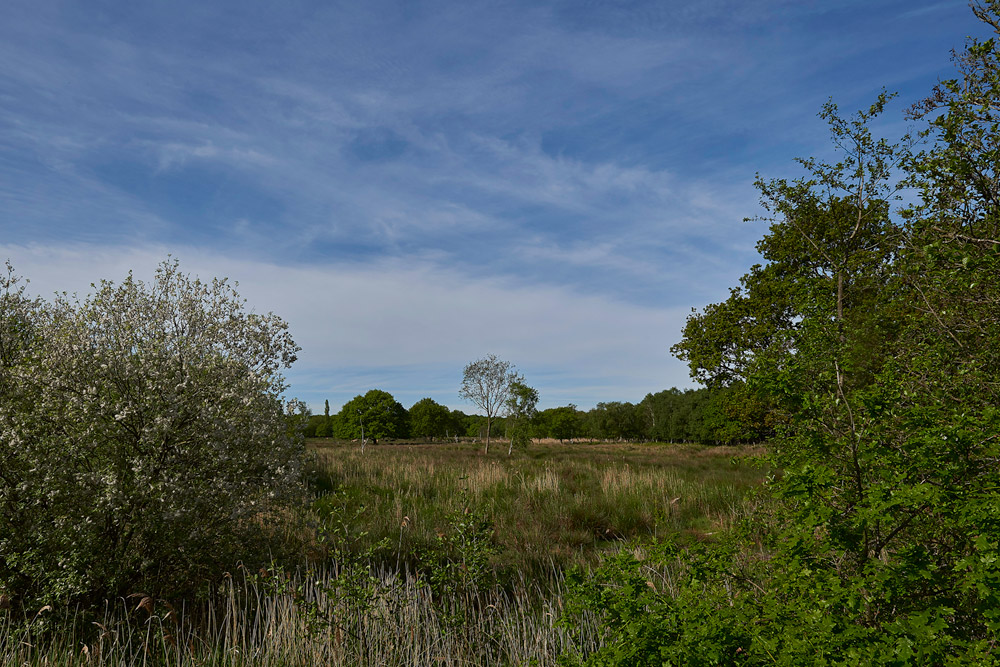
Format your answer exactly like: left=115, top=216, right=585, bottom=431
left=0, top=260, right=306, bottom=609
left=562, top=521, right=1000, bottom=665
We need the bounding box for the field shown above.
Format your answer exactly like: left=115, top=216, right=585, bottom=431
left=307, top=439, right=767, bottom=577
left=4, top=441, right=768, bottom=666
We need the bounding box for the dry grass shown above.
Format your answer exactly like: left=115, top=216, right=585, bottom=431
left=307, top=440, right=768, bottom=577
left=1, top=567, right=600, bottom=666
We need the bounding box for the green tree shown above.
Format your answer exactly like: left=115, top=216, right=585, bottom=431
left=504, top=381, right=538, bottom=455
left=459, top=354, right=522, bottom=454
left=587, top=401, right=641, bottom=441
left=670, top=88, right=926, bottom=585
left=338, top=390, right=409, bottom=449
left=0, top=260, right=305, bottom=609
left=303, top=413, right=323, bottom=437
left=536, top=405, right=582, bottom=442
left=569, top=9, right=1000, bottom=658
left=449, top=409, right=471, bottom=441
left=409, top=397, right=453, bottom=440
left=315, top=398, right=333, bottom=437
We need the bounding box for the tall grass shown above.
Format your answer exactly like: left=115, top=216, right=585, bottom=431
left=308, top=441, right=767, bottom=577
left=3, top=441, right=764, bottom=665
left=1, top=567, right=600, bottom=666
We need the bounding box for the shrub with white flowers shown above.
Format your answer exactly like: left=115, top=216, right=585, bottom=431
left=0, top=260, right=305, bottom=608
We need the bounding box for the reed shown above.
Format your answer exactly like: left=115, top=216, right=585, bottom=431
left=2, top=566, right=600, bottom=666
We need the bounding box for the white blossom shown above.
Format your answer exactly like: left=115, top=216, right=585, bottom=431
left=0, top=259, right=306, bottom=605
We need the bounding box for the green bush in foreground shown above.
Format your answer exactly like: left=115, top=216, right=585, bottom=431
left=0, top=260, right=306, bottom=610
left=562, top=530, right=1000, bottom=666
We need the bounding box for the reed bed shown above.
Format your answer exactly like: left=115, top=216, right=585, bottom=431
left=1, top=566, right=601, bottom=666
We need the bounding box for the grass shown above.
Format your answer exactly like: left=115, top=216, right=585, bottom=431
left=1, top=568, right=603, bottom=666
left=308, top=440, right=768, bottom=579
left=3, top=440, right=767, bottom=665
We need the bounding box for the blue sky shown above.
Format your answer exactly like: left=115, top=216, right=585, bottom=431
left=0, top=0, right=985, bottom=413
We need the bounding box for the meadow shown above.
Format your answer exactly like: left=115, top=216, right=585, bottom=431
left=307, top=439, right=767, bottom=577
left=3, top=440, right=767, bottom=666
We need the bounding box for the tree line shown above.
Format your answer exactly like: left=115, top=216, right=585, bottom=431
left=301, top=383, right=768, bottom=445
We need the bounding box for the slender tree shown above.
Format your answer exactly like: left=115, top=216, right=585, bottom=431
left=505, top=381, right=538, bottom=455
left=459, top=354, right=521, bottom=454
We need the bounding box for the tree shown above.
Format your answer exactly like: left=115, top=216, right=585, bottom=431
left=338, top=389, right=409, bottom=450
left=536, top=405, right=583, bottom=442
left=504, top=381, right=538, bottom=455
left=587, top=401, right=642, bottom=441
left=459, top=354, right=521, bottom=454
left=409, top=397, right=454, bottom=440
left=0, top=260, right=305, bottom=609
left=564, top=8, right=1000, bottom=660
left=671, top=91, right=921, bottom=562
left=315, top=398, right=332, bottom=437
left=653, top=14, right=1000, bottom=653
left=450, top=409, right=470, bottom=441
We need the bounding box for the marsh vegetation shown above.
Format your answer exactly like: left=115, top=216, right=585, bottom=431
left=2, top=442, right=763, bottom=666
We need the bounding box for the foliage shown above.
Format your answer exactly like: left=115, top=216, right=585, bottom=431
left=646, top=385, right=774, bottom=445
left=315, top=399, right=333, bottom=437
left=418, top=495, right=497, bottom=631
left=337, top=389, right=409, bottom=445
left=585, top=402, right=642, bottom=442
left=408, top=397, right=461, bottom=440
left=561, top=530, right=1000, bottom=666
left=0, top=260, right=305, bottom=609
left=504, top=380, right=539, bottom=455
left=262, top=491, right=405, bottom=653
left=535, top=405, right=584, bottom=441
left=563, top=4, right=1000, bottom=660
left=459, top=354, right=522, bottom=453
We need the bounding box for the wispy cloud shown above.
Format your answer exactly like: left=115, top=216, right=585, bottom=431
left=0, top=0, right=987, bottom=410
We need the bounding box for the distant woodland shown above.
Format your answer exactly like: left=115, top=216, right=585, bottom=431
left=301, top=385, right=770, bottom=444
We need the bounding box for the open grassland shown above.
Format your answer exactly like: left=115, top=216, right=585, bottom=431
left=308, top=440, right=767, bottom=581
left=4, top=441, right=767, bottom=666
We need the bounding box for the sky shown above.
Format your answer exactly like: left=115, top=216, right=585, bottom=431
left=0, top=0, right=987, bottom=413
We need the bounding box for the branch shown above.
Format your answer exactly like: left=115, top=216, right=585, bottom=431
left=930, top=226, right=1000, bottom=246
left=911, top=281, right=965, bottom=349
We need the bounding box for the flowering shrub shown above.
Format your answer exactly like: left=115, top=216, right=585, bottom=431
left=0, top=260, right=306, bottom=608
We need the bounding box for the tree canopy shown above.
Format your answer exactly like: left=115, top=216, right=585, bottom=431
left=337, top=389, right=409, bottom=446
left=409, top=397, right=461, bottom=440
left=566, top=4, right=1000, bottom=661
left=504, top=380, right=538, bottom=455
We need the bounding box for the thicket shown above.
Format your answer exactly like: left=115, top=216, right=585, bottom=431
left=0, top=260, right=307, bottom=610
left=561, top=3, right=1000, bottom=663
